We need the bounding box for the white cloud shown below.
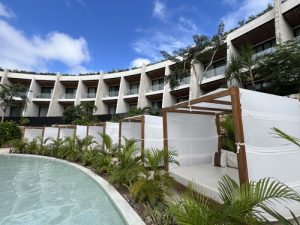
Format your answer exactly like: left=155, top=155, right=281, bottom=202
left=0, top=2, right=90, bottom=73
left=153, top=0, right=167, bottom=22
left=130, top=58, right=151, bottom=68
left=222, top=0, right=272, bottom=30
left=0, top=2, right=15, bottom=18
left=178, top=16, right=198, bottom=33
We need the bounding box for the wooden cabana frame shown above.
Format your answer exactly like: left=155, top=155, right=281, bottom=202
left=119, top=115, right=145, bottom=157
left=163, top=87, right=249, bottom=185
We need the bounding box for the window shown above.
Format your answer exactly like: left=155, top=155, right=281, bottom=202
left=87, top=87, right=97, bottom=98
left=252, top=39, right=276, bottom=54
left=152, top=101, right=162, bottom=109
left=129, top=83, right=139, bottom=95
left=294, top=27, right=300, bottom=38
left=65, top=88, right=77, bottom=99
left=38, top=106, right=48, bottom=117
left=151, top=78, right=164, bottom=91
left=39, top=87, right=53, bottom=98
left=129, top=104, right=137, bottom=109
left=109, top=86, right=119, bottom=97
left=177, top=96, right=189, bottom=103
left=205, top=60, right=226, bottom=78
left=108, top=105, right=116, bottom=114
left=10, top=107, right=22, bottom=117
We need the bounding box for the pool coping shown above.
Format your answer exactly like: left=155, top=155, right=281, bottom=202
left=6, top=153, right=146, bottom=225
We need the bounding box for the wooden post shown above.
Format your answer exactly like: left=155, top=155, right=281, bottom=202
left=231, top=87, right=249, bottom=185
left=57, top=127, right=61, bottom=141
left=86, top=125, right=89, bottom=137
left=141, top=115, right=145, bottom=159
left=73, top=125, right=77, bottom=138
left=118, top=121, right=122, bottom=149
left=102, top=123, right=106, bottom=147
left=162, top=110, right=169, bottom=171
left=41, top=126, right=45, bottom=146
left=216, top=114, right=221, bottom=152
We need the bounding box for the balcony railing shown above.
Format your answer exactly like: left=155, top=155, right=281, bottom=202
left=35, top=93, right=52, bottom=98
left=13, top=91, right=28, bottom=98
left=126, top=89, right=139, bottom=95
left=178, top=76, right=190, bottom=86
left=61, top=93, right=76, bottom=99
left=149, top=84, right=164, bottom=92
left=204, top=65, right=226, bottom=79
left=82, top=92, right=96, bottom=98
left=252, top=47, right=276, bottom=60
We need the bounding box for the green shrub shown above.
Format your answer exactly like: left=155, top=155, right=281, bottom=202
left=0, top=121, right=22, bottom=146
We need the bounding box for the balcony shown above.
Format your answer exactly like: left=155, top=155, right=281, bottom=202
left=252, top=47, right=276, bottom=60
left=204, top=65, right=226, bottom=79
left=82, top=92, right=96, bottom=98
left=126, top=89, right=139, bottom=95
left=35, top=93, right=52, bottom=99
left=108, top=91, right=119, bottom=97
left=178, top=76, right=190, bottom=86
left=61, top=93, right=76, bottom=99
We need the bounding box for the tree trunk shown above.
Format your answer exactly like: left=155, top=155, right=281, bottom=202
left=198, top=48, right=219, bottom=85
left=249, top=69, right=256, bottom=90
left=1, top=108, right=6, bottom=123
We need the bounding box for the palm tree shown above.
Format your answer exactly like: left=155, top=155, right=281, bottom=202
left=226, top=45, right=257, bottom=90
left=170, top=175, right=300, bottom=225
left=272, top=127, right=300, bottom=148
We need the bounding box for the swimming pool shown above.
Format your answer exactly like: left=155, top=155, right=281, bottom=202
left=0, top=155, right=141, bottom=225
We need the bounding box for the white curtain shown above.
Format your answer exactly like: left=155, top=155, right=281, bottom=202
left=240, top=89, right=300, bottom=185
left=23, top=128, right=43, bottom=142
left=167, top=112, right=218, bottom=169
left=59, top=127, right=75, bottom=139
left=88, top=125, right=104, bottom=146
left=121, top=121, right=141, bottom=149
left=43, top=127, right=59, bottom=145
left=144, top=115, right=163, bottom=150
left=105, top=122, right=119, bottom=145
left=76, top=125, right=87, bottom=139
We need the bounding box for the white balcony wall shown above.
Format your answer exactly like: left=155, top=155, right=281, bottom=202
left=137, top=64, right=150, bottom=109
left=116, top=76, right=128, bottom=113
left=48, top=74, right=64, bottom=116
left=23, top=78, right=38, bottom=117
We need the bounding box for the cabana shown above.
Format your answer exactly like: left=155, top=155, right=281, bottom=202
left=119, top=115, right=163, bottom=156
left=163, top=87, right=300, bottom=216
left=87, top=122, right=119, bottom=146
left=23, top=127, right=44, bottom=142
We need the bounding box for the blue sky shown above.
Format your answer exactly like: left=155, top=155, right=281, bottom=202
left=0, top=0, right=272, bottom=74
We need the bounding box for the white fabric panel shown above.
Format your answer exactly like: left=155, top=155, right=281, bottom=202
left=121, top=121, right=141, bottom=149
left=43, top=127, right=59, bottom=145
left=167, top=113, right=218, bottom=169
left=76, top=125, right=87, bottom=139
left=144, top=115, right=163, bottom=150
left=105, top=122, right=120, bottom=145
left=240, top=89, right=300, bottom=182
left=88, top=125, right=104, bottom=145
left=59, top=127, right=75, bottom=139
left=23, top=128, right=43, bottom=142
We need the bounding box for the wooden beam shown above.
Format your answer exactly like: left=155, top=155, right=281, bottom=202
left=164, top=89, right=231, bottom=111
left=204, top=100, right=232, bottom=105
left=186, top=106, right=232, bottom=112
left=167, top=109, right=217, bottom=116
left=231, top=87, right=249, bottom=185
left=141, top=115, right=145, bottom=160
left=162, top=110, right=169, bottom=171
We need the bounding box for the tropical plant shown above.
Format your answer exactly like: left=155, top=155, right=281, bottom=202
left=108, top=138, right=142, bottom=186
left=0, top=83, right=30, bottom=122
left=19, top=117, right=30, bottom=126
left=129, top=148, right=179, bottom=206
left=170, top=175, right=300, bottom=225
left=220, top=114, right=236, bottom=152
left=272, top=127, right=300, bottom=148
left=161, top=22, right=225, bottom=90
left=225, top=45, right=258, bottom=89
left=257, top=41, right=300, bottom=95
left=63, top=102, right=98, bottom=125
left=0, top=121, right=22, bottom=146
left=145, top=203, right=176, bottom=225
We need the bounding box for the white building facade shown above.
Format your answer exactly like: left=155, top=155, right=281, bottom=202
left=0, top=0, right=299, bottom=118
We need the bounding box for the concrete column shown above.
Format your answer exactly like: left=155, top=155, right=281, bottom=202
left=275, top=0, right=294, bottom=43
left=116, top=76, right=128, bottom=113
left=94, top=72, right=103, bottom=115
left=189, top=61, right=204, bottom=100
left=75, top=78, right=83, bottom=106
left=48, top=74, right=64, bottom=117
left=97, top=72, right=109, bottom=115
left=137, top=64, right=150, bottom=108
left=0, top=70, right=9, bottom=118
left=23, top=78, right=38, bottom=117
left=162, top=65, right=176, bottom=108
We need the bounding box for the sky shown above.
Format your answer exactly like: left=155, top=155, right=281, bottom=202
left=0, top=0, right=272, bottom=74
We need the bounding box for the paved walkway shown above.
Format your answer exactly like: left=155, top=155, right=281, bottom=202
left=0, top=148, right=10, bottom=154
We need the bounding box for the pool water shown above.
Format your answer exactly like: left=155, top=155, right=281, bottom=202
left=0, top=155, right=126, bottom=225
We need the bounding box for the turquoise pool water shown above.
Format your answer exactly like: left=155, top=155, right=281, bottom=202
left=0, top=155, right=126, bottom=225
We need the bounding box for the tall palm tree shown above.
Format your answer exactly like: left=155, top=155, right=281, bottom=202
left=170, top=175, right=300, bottom=225
left=226, top=45, right=257, bottom=90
